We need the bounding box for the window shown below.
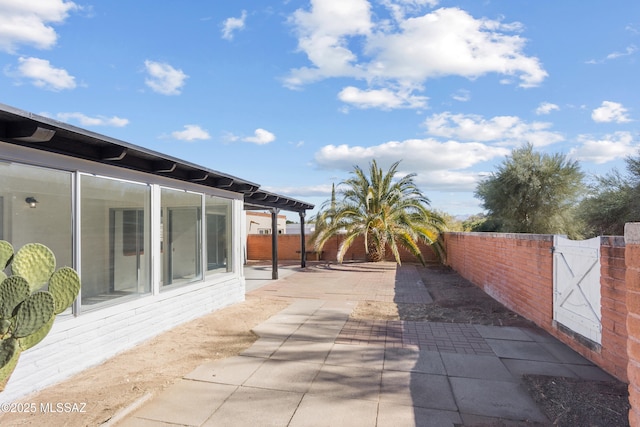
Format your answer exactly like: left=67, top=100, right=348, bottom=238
left=161, top=188, right=202, bottom=288
left=0, top=162, right=72, bottom=268
left=206, top=195, right=232, bottom=275
left=81, top=175, right=151, bottom=307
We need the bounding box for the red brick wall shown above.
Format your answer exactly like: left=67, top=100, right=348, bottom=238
left=625, top=223, right=640, bottom=425
left=600, top=236, right=628, bottom=382
left=246, top=234, right=439, bottom=264
left=444, top=232, right=553, bottom=329
left=444, top=232, right=629, bottom=383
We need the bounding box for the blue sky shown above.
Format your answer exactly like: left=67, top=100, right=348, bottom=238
left=1, top=1, right=639, bottom=221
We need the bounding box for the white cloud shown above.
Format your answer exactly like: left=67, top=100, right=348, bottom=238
left=591, top=101, right=632, bottom=123
left=570, top=131, right=636, bottom=164
left=264, top=184, right=333, bottom=197
left=286, top=4, right=547, bottom=108
left=144, top=60, right=188, bottom=95
left=171, top=125, right=211, bottom=141
left=451, top=89, right=470, bottom=102
left=243, top=128, right=276, bottom=144
left=221, top=10, right=247, bottom=40
left=586, top=45, right=637, bottom=64
left=535, top=102, right=559, bottom=115
left=221, top=131, right=240, bottom=143
left=14, top=56, right=75, bottom=91
left=57, top=112, right=128, bottom=127
left=315, top=138, right=509, bottom=172
left=338, top=86, right=427, bottom=110
left=0, top=0, right=78, bottom=53
left=314, top=138, right=509, bottom=192
left=423, top=112, right=564, bottom=147
left=380, top=0, right=439, bottom=22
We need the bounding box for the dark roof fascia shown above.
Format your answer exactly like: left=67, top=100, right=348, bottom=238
left=0, top=103, right=313, bottom=213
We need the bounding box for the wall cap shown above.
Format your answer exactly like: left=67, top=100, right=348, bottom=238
left=444, top=232, right=554, bottom=242
left=625, top=223, right=640, bottom=244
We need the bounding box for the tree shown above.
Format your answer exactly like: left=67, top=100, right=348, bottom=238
left=475, top=144, right=585, bottom=236
left=311, top=160, right=446, bottom=264
left=579, top=151, right=640, bottom=236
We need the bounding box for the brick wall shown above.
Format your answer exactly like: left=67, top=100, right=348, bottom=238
left=625, top=223, right=640, bottom=425
left=246, top=234, right=439, bottom=264
left=444, top=232, right=553, bottom=329
left=444, top=232, right=629, bottom=383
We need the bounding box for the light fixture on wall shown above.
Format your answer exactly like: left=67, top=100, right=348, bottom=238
left=25, top=197, right=38, bottom=208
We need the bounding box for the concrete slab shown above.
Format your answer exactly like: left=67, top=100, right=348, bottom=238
left=461, top=413, right=548, bottom=426
left=184, top=355, right=266, bottom=385
left=485, top=338, right=559, bottom=362
left=474, top=325, right=534, bottom=341
left=324, top=343, right=385, bottom=370
left=127, top=379, right=236, bottom=425
left=380, top=371, right=457, bottom=411
left=243, top=359, right=322, bottom=393
left=270, top=339, right=334, bottom=364
left=240, top=337, right=285, bottom=358
left=539, top=341, right=593, bottom=365
left=251, top=321, right=301, bottom=340
left=290, top=320, right=347, bottom=342
left=377, top=403, right=461, bottom=427
left=116, top=417, right=181, bottom=427
left=201, top=386, right=303, bottom=427
left=565, top=363, right=618, bottom=381
left=450, top=377, right=548, bottom=422
left=308, top=364, right=382, bottom=401
left=440, top=352, right=514, bottom=381
left=383, top=348, right=446, bottom=375
left=502, top=358, right=578, bottom=379
left=521, top=327, right=559, bottom=343
left=288, top=395, right=378, bottom=427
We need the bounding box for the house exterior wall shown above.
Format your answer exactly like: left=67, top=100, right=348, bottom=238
left=443, top=232, right=629, bottom=383
left=0, top=142, right=247, bottom=403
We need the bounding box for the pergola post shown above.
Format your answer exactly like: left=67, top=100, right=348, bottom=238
left=300, top=212, right=307, bottom=268
left=271, top=208, right=279, bottom=280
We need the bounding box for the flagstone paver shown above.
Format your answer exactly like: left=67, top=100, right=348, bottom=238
left=118, top=262, right=616, bottom=426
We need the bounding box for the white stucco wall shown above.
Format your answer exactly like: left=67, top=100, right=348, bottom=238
left=0, top=142, right=247, bottom=403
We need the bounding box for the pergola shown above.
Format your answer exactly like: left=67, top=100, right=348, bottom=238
left=0, top=103, right=314, bottom=279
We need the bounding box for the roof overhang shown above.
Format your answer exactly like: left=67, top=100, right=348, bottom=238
left=0, top=103, right=313, bottom=213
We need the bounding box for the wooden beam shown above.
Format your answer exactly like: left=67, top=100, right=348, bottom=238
left=101, top=146, right=127, bottom=161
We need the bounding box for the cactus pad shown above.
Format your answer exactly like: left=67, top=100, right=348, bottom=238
left=18, top=314, right=55, bottom=351
left=0, top=338, right=21, bottom=390
left=11, top=243, right=56, bottom=292
left=13, top=291, right=55, bottom=338
left=49, top=267, right=81, bottom=314
left=0, top=241, right=13, bottom=270
left=0, top=276, right=30, bottom=319
left=0, top=271, right=6, bottom=284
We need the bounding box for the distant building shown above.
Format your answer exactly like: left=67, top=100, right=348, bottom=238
left=246, top=211, right=287, bottom=234
left=286, top=223, right=315, bottom=235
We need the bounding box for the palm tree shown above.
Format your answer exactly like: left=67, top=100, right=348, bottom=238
left=311, top=160, right=446, bottom=265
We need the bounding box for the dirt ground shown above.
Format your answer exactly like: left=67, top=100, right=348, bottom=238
left=0, top=263, right=631, bottom=426
left=0, top=296, right=290, bottom=426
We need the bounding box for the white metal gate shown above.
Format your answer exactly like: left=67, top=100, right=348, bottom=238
left=552, top=236, right=602, bottom=344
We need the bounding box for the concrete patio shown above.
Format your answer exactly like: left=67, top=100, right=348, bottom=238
left=114, top=262, right=615, bottom=426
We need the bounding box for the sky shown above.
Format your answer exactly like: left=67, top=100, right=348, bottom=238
left=1, top=1, right=639, bottom=221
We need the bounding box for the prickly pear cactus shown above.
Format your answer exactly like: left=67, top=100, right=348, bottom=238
left=0, top=241, right=80, bottom=391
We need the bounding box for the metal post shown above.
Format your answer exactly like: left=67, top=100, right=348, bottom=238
left=300, top=212, right=306, bottom=268
left=271, top=208, right=279, bottom=280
